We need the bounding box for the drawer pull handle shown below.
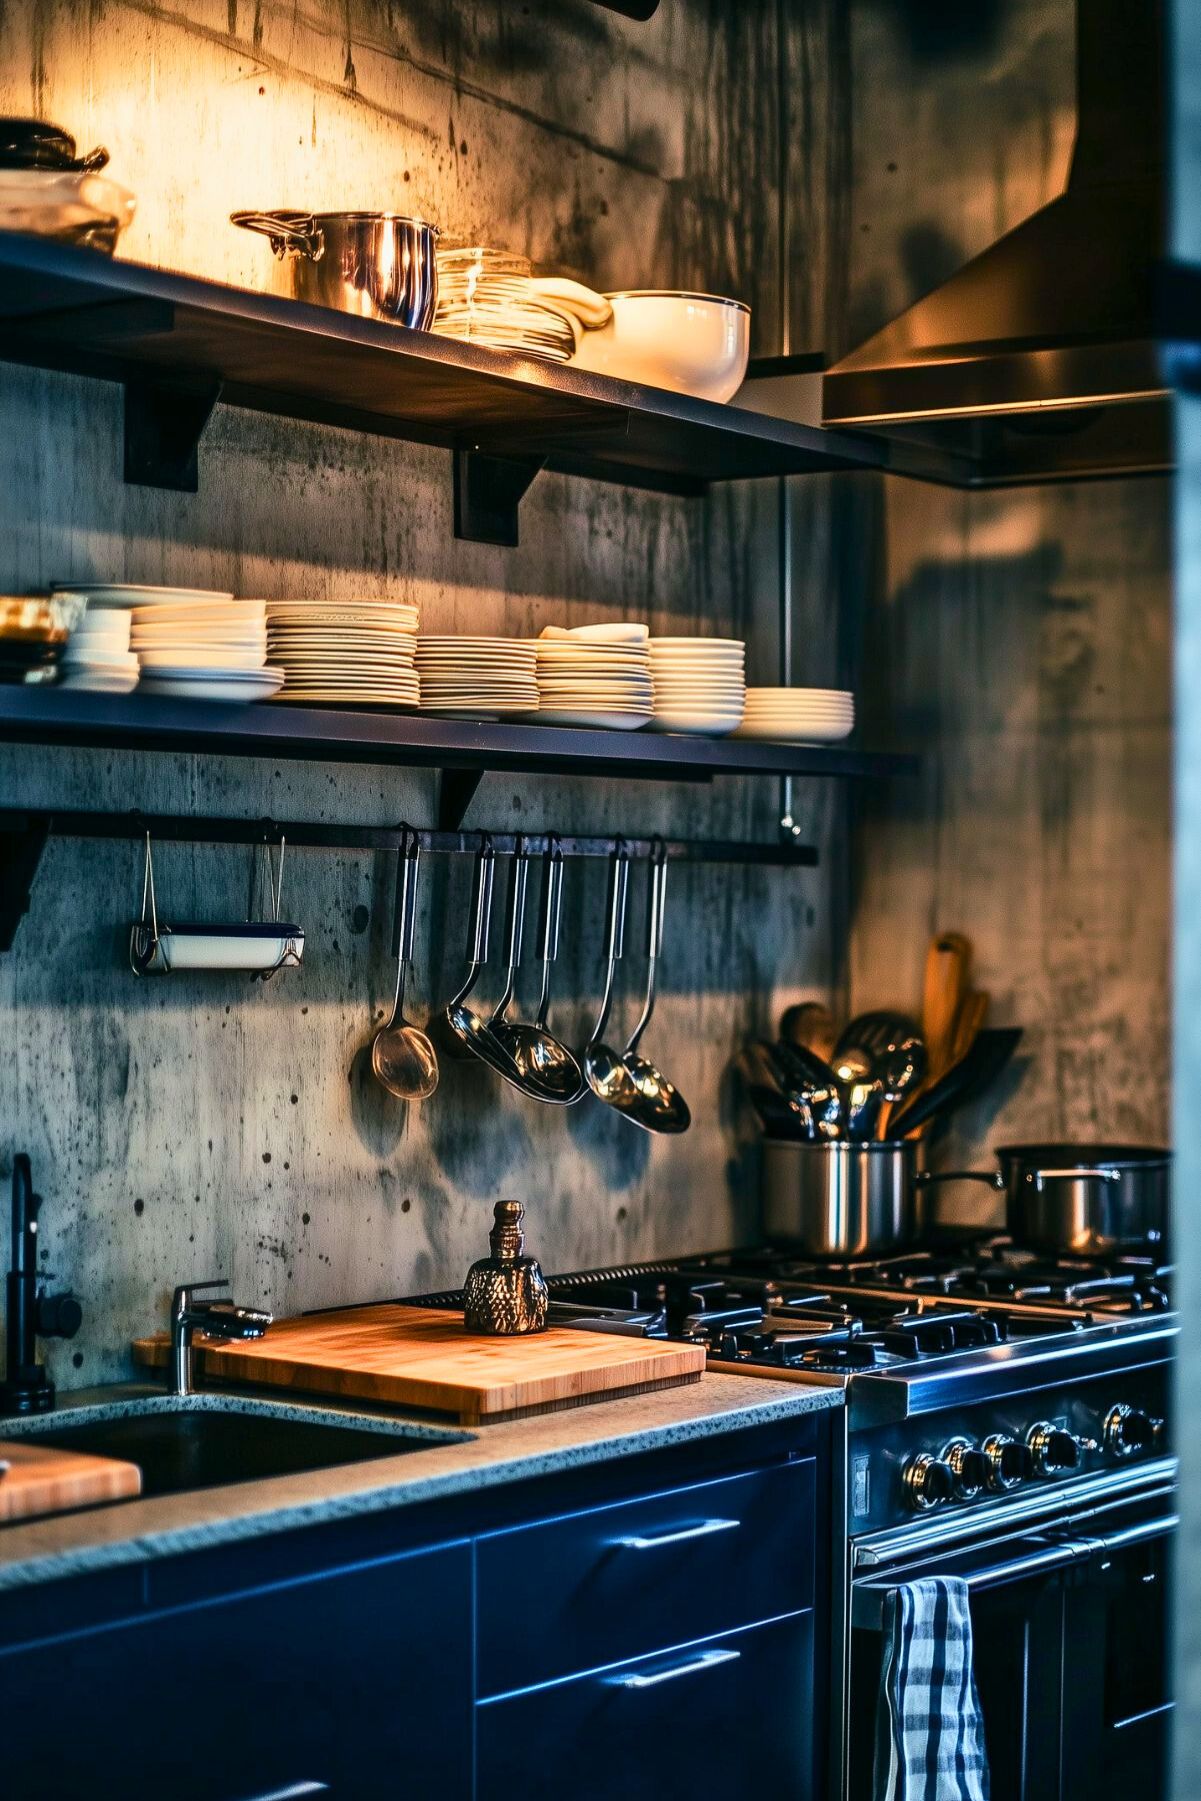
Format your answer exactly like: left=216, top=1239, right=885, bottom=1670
left=608, top=1647, right=741, bottom=1690
left=614, top=1517, right=740, bottom=1550
left=229, top=1787, right=330, bottom=1801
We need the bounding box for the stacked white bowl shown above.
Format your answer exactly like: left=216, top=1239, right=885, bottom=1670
left=268, top=600, right=419, bottom=707
left=733, top=687, right=855, bottom=743
left=416, top=637, right=538, bottom=718
left=532, top=624, right=653, bottom=729
left=131, top=599, right=282, bottom=703
left=648, top=637, right=746, bottom=736
left=58, top=606, right=139, bottom=693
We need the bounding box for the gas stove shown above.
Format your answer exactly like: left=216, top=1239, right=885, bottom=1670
left=411, top=1235, right=1175, bottom=1529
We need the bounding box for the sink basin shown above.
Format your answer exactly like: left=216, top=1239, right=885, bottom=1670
left=12, top=1395, right=468, bottom=1498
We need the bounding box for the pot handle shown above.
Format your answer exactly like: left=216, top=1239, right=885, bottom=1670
left=230, top=211, right=325, bottom=261
left=913, top=1169, right=1005, bottom=1190
left=1027, top=1166, right=1121, bottom=1191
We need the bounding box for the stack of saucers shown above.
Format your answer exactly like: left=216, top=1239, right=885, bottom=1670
left=59, top=607, right=139, bottom=693
left=648, top=637, right=746, bottom=736
left=129, top=598, right=283, bottom=703
left=415, top=637, right=539, bottom=718
left=531, top=624, right=653, bottom=730
left=732, top=687, right=855, bottom=743
left=267, top=600, right=419, bottom=707
left=434, top=247, right=576, bottom=363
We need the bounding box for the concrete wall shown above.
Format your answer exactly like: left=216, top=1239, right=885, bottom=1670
left=845, top=0, right=1172, bottom=1221
left=0, top=0, right=853, bottom=1386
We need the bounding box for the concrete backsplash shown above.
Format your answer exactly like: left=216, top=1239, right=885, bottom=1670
left=0, top=0, right=850, bottom=1385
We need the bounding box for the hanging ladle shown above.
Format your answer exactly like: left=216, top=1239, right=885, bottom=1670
left=490, top=835, right=586, bottom=1105
left=615, top=840, right=690, bottom=1134
left=371, top=828, right=439, bottom=1101
left=583, top=839, right=635, bottom=1111
left=442, top=835, right=501, bottom=1062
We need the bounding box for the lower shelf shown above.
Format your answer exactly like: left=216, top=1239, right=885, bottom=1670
left=0, top=687, right=914, bottom=785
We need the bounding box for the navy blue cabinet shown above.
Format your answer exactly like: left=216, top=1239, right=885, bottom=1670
left=0, top=1418, right=832, bottom=1801
left=477, top=1612, right=815, bottom=1800
left=0, top=1541, right=472, bottom=1801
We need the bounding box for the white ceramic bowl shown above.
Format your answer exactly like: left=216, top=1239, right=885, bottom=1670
left=570, top=292, right=751, bottom=403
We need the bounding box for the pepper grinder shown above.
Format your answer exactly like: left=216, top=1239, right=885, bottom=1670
left=463, top=1201, right=548, bottom=1335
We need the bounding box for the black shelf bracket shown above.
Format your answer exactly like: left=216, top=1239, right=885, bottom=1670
left=454, top=449, right=546, bottom=546
left=0, top=816, right=50, bottom=952
left=124, top=376, right=223, bottom=491
left=437, top=769, right=484, bottom=831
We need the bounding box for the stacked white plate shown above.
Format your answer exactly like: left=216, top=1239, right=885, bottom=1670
left=434, top=247, right=576, bottom=363
left=732, top=687, right=855, bottom=743
left=267, top=600, right=419, bottom=707
left=531, top=624, right=653, bottom=729
left=416, top=637, right=539, bottom=718
left=58, top=607, right=139, bottom=694
left=52, top=583, right=235, bottom=610
left=648, top=637, right=746, bottom=736
left=128, top=599, right=283, bottom=703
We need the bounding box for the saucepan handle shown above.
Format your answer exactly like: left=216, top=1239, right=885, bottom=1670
left=230, top=211, right=324, bottom=260
left=913, top=1169, right=1005, bottom=1190
left=1029, top=1166, right=1121, bottom=1190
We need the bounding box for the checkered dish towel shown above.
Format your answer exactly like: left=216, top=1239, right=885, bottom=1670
left=874, top=1576, right=990, bottom=1801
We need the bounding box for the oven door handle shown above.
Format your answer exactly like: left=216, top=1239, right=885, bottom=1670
left=851, top=1535, right=1088, bottom=1631
left=1084, top=1511, right=1178, bottom=1556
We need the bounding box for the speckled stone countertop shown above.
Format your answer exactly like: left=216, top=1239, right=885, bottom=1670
left=0, top=1374, right=842, bottom=1592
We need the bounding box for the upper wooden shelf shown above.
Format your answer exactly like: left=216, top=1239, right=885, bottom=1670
left=0, top=235, right=946, bottom=542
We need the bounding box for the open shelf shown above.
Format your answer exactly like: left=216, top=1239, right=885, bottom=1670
left=0, top=686, right=913, bottom=799
left=0, top=235, right=954, bottom=541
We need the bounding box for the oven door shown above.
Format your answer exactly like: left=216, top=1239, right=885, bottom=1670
left=847, top=1499, right=1176, bottom=1801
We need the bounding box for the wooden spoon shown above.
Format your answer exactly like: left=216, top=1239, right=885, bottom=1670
left=922, top=932, right=972, bottom=1085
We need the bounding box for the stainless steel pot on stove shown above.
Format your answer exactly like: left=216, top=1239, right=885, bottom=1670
left=925, top=1142, right=1171, bottom=1255
left=762, top=1138, right=927, bottom=1257
left=231, top=211, right=439, bottom=327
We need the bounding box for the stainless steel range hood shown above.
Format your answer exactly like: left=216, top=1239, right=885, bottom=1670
left=822, top=0, right=1170, bottom=485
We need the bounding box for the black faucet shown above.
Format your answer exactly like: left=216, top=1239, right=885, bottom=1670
left=0, top=1154, right=82, bottom=1415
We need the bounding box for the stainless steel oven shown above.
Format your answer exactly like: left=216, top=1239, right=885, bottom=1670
left=846, top=1464, right=1176, bottom=1801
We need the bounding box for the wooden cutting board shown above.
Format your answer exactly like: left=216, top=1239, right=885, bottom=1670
left=0, top=1439, right=142, bottom=1523
left=132, top=1305, right=706, bottom=1425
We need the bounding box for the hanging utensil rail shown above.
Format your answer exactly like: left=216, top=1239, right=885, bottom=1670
left=0, top=807, right=817, bottom=952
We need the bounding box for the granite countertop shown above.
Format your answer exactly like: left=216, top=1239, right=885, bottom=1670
left=0, top=1373, right=842, bottom=1592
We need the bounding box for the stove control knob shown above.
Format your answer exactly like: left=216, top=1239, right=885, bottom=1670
left=982, top=1432, right=1034, bottom=1491
left=942, top=1437, right=990, bottom=1500
left=902, top=1452, right=954, bottom=1512
left=1104, top=1404, right=1165, bottom=1459
left=1027, top=1421, right=1084, bottom=1476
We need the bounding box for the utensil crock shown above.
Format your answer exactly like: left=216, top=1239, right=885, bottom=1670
left=762, top=1138, right=926, bottom=1256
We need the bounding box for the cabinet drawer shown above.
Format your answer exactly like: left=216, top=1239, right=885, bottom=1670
left=477, top=1611, right=815, bottom=1801
left=476, top=1457, right=814, bottom=1694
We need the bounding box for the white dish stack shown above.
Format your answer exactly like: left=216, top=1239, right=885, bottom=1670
left=415, top=637, right=539, bottom=717
left=129, top=599, right=282, bottom=703
left=648, top=637, right=746, bottom=736
left=531, top=624, right=653, bottom=730
left=267, top=600, right=419, bottom=706
left=58, top=607, right=138, bottom=694
left=733, top=687, right=855, bottom=743
left=434, top=248, right=577, bottom=363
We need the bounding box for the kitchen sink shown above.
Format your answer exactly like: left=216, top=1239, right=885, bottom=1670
left=11, top=1394, right=470, bottom=1498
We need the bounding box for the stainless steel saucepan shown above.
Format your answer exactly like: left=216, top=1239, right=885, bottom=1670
left=921, top=1142, right=1171, bottom=1255
left=231, top=210, right=439, bottom=328
left=762, top=1138, right=927, bottom=1256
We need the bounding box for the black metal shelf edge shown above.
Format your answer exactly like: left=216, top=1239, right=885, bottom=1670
left=0, top=688, right=915, bottom=783
left=0, top=235, right=960, bottom=525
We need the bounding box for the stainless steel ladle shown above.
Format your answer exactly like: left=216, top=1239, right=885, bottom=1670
left=615, top=841, right=690, bottom=1135
left=442, top=836, right=503, bottom=1063
left=584, top=839, right=637, bottom=1112
left=371, top=828, right=439, bottom=1101
left=490, top=836, right=586, bottom=1105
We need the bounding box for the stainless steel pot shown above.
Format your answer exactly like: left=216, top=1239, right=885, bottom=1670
left=231, top=211, right=439, bottom=328
left=762, top=1138, right=926, bottom=1256
left=1000, top=1142, right=1170, bottom=1254
left=924, top=1142, right=1171, bottom=1254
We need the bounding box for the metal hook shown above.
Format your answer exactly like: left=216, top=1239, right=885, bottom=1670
left=140, top=831, right=159, bottom=945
